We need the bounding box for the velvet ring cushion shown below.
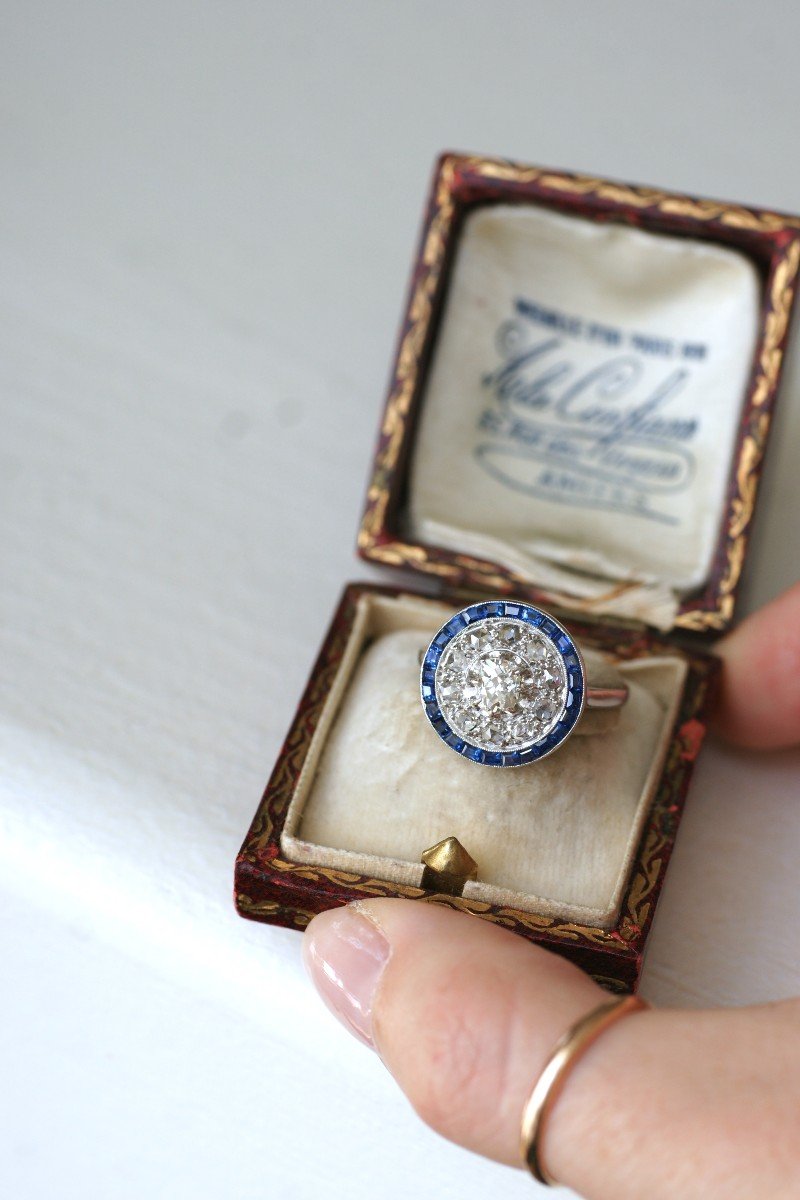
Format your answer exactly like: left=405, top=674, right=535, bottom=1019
left=405, top=204, right=761, bottom=630
left=280, top=592, right=688, bottom=929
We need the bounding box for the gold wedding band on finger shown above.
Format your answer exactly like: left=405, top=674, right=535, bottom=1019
left=520, top=994, right=650, bottom=1187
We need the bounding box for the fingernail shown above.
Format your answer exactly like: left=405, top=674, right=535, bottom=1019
left=303, top=905, right=390, bottom=1048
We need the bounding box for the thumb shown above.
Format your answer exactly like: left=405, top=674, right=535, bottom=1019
left=303, top=898, right=800, bottom=1199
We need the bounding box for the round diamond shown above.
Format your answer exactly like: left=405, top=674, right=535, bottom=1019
left=435, top=619, right=568, bottom=753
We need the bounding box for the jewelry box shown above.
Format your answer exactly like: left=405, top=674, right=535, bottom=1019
left=235, top=153, right=800, bottom=991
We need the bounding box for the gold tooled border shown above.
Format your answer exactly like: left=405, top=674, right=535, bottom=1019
left=357, top=154, right=800, bottom=632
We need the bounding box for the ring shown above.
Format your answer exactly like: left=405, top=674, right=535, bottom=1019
left=419, top=600, right=628, bottom=767
left=519, top=994, right=650, bottom=1186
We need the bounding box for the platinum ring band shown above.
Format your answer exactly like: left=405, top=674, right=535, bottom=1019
left=584, top=684, right=628, bottom=709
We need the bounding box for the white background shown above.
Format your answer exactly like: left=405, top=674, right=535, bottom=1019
left=2, top=4, right=800, bottom=1198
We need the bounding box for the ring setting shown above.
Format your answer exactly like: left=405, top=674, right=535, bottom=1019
left=420, top=600, right=625, bottom=767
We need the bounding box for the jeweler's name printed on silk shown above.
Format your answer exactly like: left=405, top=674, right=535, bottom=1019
left=476, top=297, right=708, bottom=526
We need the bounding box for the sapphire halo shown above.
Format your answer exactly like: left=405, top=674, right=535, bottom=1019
left=419, top=601, right=623, bottom=768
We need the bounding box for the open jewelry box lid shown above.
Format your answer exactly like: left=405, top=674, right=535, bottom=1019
left=358, top=153, right=800, bottom=635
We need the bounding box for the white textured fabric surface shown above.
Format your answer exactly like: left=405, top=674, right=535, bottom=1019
left=3, top=5, right=800, bottom=1200
left=408, top=205, right=761, bottom=628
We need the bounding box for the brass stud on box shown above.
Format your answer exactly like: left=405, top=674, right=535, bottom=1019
left=420, top=836, right=478, bottom=896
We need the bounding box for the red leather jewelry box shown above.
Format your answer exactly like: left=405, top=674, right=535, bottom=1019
left=235, top=153, right=800, bottom=992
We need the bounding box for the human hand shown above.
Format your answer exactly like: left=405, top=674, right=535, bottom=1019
left=302, top=583, right=800, bottom=1199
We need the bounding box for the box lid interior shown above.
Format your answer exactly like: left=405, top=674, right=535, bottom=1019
left=360, top=157, right=800, bottom=634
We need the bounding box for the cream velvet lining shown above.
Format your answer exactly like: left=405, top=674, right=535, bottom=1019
left=282, top=593, right=688, bottom=928
left=406, top=205, right=761, bottom=629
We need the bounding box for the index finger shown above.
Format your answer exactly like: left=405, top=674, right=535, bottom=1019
left=712, top=581, right=800, bottom=748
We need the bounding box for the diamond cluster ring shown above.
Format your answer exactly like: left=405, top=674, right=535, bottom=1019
left=420, top=601, right=628, bottom=767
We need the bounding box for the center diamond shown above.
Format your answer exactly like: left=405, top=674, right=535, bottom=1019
left=436, top=619, right=568, bottom=753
